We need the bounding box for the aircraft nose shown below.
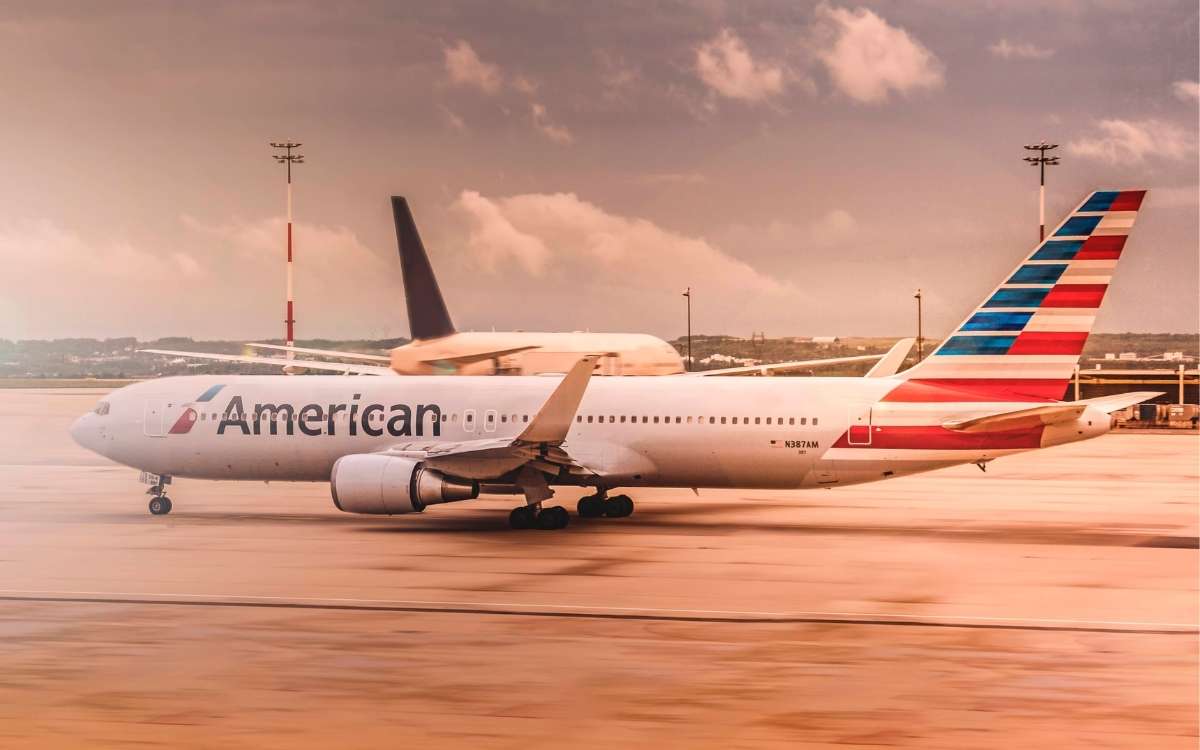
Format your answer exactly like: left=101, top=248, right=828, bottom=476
left=70, top=414, right=97, bottom=451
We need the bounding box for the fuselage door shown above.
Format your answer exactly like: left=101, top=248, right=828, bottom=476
left=463, top=409, right=477, bottom=433
left=144, top=399, right=166, bottom=437
left=483, top=409, right=497, bottom=433
left=847, top=406, right=873, bottom=446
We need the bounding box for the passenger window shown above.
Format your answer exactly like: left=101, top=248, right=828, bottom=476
left=609, top=416, right=615, bottom=423
left=687, top=416, right=693, bottom=424
left=789, top=417, right=795, bottom=425
left=720, top=417, right=726, bottom=424
left=620, top=416, right=626, bottom=423
left=755, top=417, right=760, bottom=425
left=501, top=415, right=507, bottom=423
left=675, top=417, right=681, bottom=424
left=642, top=416, right=648, bottom=423
left=709, top=417, right=715, bottom=424
left=800, top=417, right=807, bottom=425
left=576, top=416, right=582, bottom=423
left=587, top=416, right=594, bottom=423
left=487, top=413, right=494, bottom=423
left=653, top=416, right=659, bottom=423
left=813, top=417, right=819, bottom=426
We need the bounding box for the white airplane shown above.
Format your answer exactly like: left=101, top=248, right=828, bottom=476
left=72, top=190, right=1157, bottom=529
left=143, top=196, right=896, bottom=377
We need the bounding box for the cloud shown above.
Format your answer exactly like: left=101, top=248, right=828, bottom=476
left=1172, top=80, right=1199, bottom=102
left=443, top=40, right=502, bottom=94
left=0, top=215, right=399, bottom=340
left=694, top=28, right=785, bottom=103
left=452, top=190, right=789, bottom=302
left=1067, top=118, right=1198, bottom=164
left=989, top=39, right=1054, bottom=60
left=441, top=105, right=467, bottom=132
left=530, top=102, right=574, bottom=144
left=814, top=5, right=944, bottom=104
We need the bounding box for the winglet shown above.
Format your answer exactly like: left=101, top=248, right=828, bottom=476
left=392, top=196, right=456, bottom=341
left=518, top=355, right=600, bottom=443
left=865, top=338, right=915, bottom=378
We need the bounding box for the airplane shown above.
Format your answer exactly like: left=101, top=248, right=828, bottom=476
left=71, top=189, right=1156, bottom=530
left=142, top=196, right=901, bottom=377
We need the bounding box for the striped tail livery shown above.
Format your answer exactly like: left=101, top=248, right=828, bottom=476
left=887, top=189, right=1147, bottom=403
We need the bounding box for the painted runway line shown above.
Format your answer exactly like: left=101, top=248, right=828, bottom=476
left=0, top=590, right=1194, bottom=635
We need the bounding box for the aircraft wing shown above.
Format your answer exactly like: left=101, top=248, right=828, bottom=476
left=138, top=349, right=397, bottom=376
left=245, top=343, right=392, bottom=362
left=379, top=355, right=601, bottom=479
left=693, top=353, right=885, bottom=377
left=865, top=338, right=916, bottom=378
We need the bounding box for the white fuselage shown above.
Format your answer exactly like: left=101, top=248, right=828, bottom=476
left=390, top=331, right=686, bottom=375
left=70, top=374, right=1111, bottom=492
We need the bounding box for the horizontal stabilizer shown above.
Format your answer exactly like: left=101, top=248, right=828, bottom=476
left=1079, top=391, right=1164, bottom=414
left=942, top=391, right=1161, bottom=433
left=943, top=404, right=1085, bottom=433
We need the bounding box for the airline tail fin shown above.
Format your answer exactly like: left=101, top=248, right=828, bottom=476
left=392, top=196, right=456, bottom=341
left=890, top=190, right=1148, bottom=403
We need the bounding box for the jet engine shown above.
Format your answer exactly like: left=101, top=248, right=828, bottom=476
left=330, top=454, right=479, bottom=515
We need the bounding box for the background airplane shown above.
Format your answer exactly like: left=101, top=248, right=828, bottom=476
left=145, top=196, right=904, bottom=377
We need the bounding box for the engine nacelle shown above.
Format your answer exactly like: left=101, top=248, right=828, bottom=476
left=330, top=454, right=479, bottom=515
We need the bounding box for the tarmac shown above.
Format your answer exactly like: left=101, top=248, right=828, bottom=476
left=0, top=388, right=1196, bottom=748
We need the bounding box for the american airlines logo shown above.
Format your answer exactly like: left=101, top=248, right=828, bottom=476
left=215, top=393, right=442, bottom=438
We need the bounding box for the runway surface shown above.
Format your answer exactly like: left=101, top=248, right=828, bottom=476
left=0, top=388, right=1196, bottom=748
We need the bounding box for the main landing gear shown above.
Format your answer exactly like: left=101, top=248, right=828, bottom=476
left=509, top=504, right=569, bottom=530
left=146, top=482, right=173, bottom=515
left=576, top=492, right=634, bottom=519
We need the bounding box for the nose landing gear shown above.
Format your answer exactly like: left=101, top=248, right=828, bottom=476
left=146, top=479, right=173, bottom=515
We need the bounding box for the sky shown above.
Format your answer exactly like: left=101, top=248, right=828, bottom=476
left=0, top=0, right=1196, bottom=342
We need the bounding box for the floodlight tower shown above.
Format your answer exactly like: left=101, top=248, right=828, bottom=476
left=270, top=140, right=304, bottom=356
left=682, top=287, right=692, bottom=371
left=1023, top=141, right=1059, bottom=242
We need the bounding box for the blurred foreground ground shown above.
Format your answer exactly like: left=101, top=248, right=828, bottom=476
left=0, top=389, right=1195, bottom=749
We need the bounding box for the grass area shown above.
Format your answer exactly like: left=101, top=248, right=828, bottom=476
left=0, top=378, right=138, bottom=389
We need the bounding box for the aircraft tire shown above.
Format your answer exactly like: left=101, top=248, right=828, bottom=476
left=577, top=495, right=605, bottom=518
left=149, top=496, right=171, bottom=515
left=509, top=506, right=536, bottom=529
left=605, top=495, right=633, bottom=518
left=537, top=506, right=569, bottom=530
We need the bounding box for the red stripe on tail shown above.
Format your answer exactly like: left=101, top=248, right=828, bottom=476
left=1041, top=284, right=1107, bottom=308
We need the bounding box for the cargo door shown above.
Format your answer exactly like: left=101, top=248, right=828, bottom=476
left=847, top=406, right=873, bottom=446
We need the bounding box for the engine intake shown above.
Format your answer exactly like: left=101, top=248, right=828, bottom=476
left=330, top=454, right=479, bottom=515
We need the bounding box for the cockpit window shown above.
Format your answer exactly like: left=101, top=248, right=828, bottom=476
left=93, top=401, right=110, bottom=416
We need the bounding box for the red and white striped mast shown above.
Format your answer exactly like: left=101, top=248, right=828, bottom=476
left=270, top=140, right=304, bottom=357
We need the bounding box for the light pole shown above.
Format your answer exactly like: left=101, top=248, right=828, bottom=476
left=1024, top=141, right=1059, bottom=242
left=682, top=287, right=692, bottom=371
left=270, top=140, right=304, bottom=357
left=913, top=288, right=923, bottom=362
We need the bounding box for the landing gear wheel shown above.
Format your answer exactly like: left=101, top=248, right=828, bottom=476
left=536, top=506, right=569, bottom=530
left=577, top=495, right=606, bottom=518
left=148, top=496, right=172, bottom=515
left=604, top=495, right=633, bottom=518
left=509, top=506, right=537, bottom=529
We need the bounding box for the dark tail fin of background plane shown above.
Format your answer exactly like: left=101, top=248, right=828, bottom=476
left=392, top=196, right=456, bottom=340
